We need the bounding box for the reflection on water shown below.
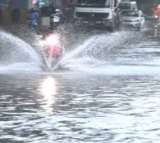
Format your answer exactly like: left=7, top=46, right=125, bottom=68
left=38, top=76, right=58, bottom=114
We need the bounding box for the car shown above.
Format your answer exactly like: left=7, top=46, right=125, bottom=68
left=120, top=10, right=145, bottom=30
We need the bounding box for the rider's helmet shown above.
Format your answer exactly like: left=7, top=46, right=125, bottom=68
left=29, top=7, right=37, bottom=13
left=55, top=9, right=60, bottom=12
left=55, top=9, right=61, bottom=14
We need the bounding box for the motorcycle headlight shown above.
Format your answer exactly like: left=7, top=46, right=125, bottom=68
left=44, top=34, right=60, bottom=46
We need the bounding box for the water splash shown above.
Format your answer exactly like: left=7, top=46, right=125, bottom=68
left=57, top=30, right=160, bottom=75
left=0, top=31, right=42, bottom=72
left=62, top=31, right=133, bottom=60
left=57, top=31, right=136, bottom=65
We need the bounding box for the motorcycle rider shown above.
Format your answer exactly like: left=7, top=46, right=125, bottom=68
left=28, top=8, right=39, bottom=29
left=153, top=5, right=160, bottom=20
left=50, top=9, right=63, bottom=30
left=43, top=33, right=64, bottom=64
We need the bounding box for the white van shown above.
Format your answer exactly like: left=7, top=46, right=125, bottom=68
left=118, top=1, right=137, bottom=11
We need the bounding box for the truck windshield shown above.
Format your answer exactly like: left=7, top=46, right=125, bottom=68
left=76, top=0, right=112, bottom=7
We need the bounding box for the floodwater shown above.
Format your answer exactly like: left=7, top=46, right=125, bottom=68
left=1, top=23, right=160, bottom=143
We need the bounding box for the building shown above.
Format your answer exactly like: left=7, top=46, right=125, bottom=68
left=0, top=0, right=28, bottom=24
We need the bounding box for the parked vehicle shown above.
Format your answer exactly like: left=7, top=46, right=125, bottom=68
left=118, top=0, right=137, bottom=11
left=120, top=10, right=145, bottom=30
left=73, top=0, right=121, bottom=31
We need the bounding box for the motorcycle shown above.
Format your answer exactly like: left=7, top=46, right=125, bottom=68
left=40, top=34, right=64, bottom=69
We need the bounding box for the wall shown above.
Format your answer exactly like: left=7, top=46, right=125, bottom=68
left=0, top=0, right=28, bottom=24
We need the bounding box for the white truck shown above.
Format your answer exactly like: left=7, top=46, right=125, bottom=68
left=73, top=0, right=121, bottom=31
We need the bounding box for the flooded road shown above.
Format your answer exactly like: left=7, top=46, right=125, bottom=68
left=1, top=25, right=160, bottom=143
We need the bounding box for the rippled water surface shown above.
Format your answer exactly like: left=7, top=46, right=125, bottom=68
left=1, top=24, right=160, bottom=143
left=1, top=74, right=160, bottom=143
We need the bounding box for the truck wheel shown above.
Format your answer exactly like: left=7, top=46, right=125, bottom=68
left=108, top=21, right=116, bottom=32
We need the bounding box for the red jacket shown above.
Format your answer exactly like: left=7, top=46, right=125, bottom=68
left=45, top=43, right=62, bottom=58
left=44, top=34, right=62, bottom=60
left=153, top=8, right=160, bottom=16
